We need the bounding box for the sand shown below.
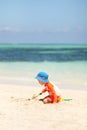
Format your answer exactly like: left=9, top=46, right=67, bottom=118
left=0, top=84, right=87, bottom=130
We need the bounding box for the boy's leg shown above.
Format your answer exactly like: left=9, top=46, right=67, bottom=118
left=43, top=96, right=61, bottom=103
left=39, top=99, right=43, bottom=101
left=57, top=96, right=61, bottom=102
left=43, top=96, right=53, bottom=104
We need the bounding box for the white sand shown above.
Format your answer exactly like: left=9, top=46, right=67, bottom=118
left=0, top=84, right=87, bottom=130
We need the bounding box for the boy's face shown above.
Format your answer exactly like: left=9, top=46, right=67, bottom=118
left=38, top=80, right=44, bottom=85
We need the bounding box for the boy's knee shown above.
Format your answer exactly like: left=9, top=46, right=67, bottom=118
left=43, top=98, right=52, bottom=104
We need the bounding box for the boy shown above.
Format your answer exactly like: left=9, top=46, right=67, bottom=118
left=34, top=71, right=61, bottom=104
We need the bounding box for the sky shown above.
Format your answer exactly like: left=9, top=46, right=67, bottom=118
left=0, top=0, right=87, bottom=44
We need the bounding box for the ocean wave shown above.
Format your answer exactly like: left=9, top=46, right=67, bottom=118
left=0, top=46, right=87, bottom=62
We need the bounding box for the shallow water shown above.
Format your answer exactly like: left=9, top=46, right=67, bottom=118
left=0, top=61, right=87, bottom=90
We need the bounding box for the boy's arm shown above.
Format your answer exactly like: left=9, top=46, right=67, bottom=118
left=41, top=88, right=47, bottom=93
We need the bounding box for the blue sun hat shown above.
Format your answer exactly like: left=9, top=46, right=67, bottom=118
left=35, top=72, right=49, bottom=83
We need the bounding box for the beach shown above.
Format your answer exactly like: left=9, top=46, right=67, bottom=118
left=0, top=0, right=87, bottom=128
left=0, top=85, right=87, bottom=130
left=0, top=61, right=87, bottom=130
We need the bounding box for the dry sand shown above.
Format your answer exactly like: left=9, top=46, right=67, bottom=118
left=0, top=84, right=87, bottom=130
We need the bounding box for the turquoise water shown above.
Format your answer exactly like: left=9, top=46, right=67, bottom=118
left=0, top=43, right=87, bottom=90
left=0, top=43, right=87, bottom=62
left=0, top=61, right=87, bottom=90
left=0, top=43, right=87, bottom=48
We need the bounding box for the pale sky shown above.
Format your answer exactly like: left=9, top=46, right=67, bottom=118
left=0, top=0, right=87, bottom=43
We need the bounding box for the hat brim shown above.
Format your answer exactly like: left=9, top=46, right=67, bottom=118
left=35, top=76, right=49, bottom=83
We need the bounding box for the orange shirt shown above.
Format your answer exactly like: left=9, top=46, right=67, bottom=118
left=42, top=82, right=61, bottom=103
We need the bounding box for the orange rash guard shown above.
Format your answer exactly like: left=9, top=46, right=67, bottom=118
left=41, top=82, right=61, bottom=103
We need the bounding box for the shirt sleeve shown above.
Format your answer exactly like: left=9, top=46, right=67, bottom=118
left=42, top=88, right=47, bottom=93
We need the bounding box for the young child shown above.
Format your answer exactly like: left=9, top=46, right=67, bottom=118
left=34, top=71, right=61, bottom=104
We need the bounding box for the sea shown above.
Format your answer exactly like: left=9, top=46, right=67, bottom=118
left=0, top=43, right=87, bottom=90
left=0, top=43, right=87, bottom=62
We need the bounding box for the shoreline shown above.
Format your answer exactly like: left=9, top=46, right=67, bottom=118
left=0, top=61, right=87, bottom=91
